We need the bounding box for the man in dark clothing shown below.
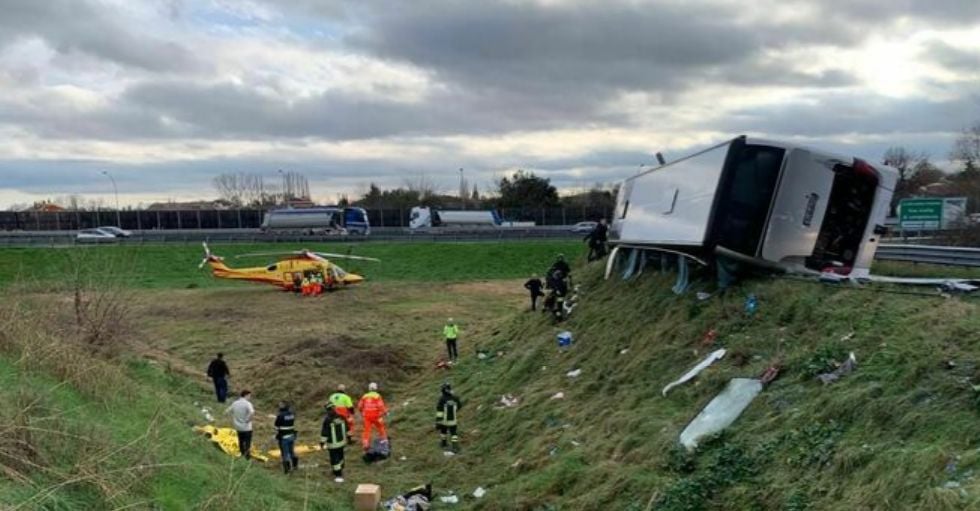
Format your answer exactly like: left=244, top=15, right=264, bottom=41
left=320, top=404, right=349, bottom=483
left=274, top=401, right=298, bottom=474
left=523, top=274, right=543, bottom=311
left=435, top=383, right=463, bottom=452
left=585, top=219, right=609, bottom=261
left=550, top=254, right=571, bottom=278
left=206, top=353, right=230, bottom=403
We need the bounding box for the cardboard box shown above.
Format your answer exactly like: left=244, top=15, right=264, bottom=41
left=354, top=483, right=381, bottom=511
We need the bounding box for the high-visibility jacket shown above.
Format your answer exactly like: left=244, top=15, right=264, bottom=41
left=436, top=393, right=462, bottom=427
left=358, top=392, right=388, bottom=420
left=329, top=392, right=354, bottom=411
left=444, top=324, right=459, bottom=340
left=320, top=412, right=348, bottom=449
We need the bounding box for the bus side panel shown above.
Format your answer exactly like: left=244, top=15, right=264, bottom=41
left=615, top=142, right=729, bottom=246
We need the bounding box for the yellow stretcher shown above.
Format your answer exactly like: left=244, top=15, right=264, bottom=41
left=193, top=425, right=324, bottom=463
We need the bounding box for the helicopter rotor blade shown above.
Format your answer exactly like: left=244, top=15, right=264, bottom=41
left=233, top=251, right=303, bottom=259
left=312, top=252, right=380, bottom=262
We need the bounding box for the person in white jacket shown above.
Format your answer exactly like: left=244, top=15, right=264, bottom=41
left=225, top=389, right=255, bottom=459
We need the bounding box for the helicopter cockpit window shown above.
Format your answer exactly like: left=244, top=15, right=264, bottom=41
left=266, top=264, right=278, bottom=271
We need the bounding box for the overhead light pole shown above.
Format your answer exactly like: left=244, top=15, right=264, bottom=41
left=101, top=170, right=120, bottom=226
left=459, top=168, right=465, bottom=209
left=278, top=169, right=286, bottom=207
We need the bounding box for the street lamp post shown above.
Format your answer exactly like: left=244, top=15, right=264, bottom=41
left=101, top=170, right=120, bottom=227
left=278, top=169, right=286, bottom=207
left=458, top=168, right=465, bottom=209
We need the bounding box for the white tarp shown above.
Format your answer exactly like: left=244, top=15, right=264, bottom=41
left=679, top=378, right=762, bottom=450
left=662, top=349, right=727, bottom=397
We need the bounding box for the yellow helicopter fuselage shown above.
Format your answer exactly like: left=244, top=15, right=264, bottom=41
left=206, top=256, right=364, bottom=290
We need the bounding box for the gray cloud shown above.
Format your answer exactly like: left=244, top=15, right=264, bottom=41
left=923, top=41, right=980, bottom=75
left=0, top=0, right=203, bottom=72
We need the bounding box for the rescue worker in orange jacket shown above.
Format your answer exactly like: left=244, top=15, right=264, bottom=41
left=357, top=382, right=389, bottom=451
left=301, top=275, right=312, bottom=296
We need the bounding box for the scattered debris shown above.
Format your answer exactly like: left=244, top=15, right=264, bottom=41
left=510, top=459, right=523, bottom=469
left=940, top=281, right=979, bottom=294
left=817, top=353, right=857, bottom=385
left=199, top=406, right=214, bottom=423
left=548, top=446, right=559, bottom=456
left=355, top=484, right=382, bottom=511
left=363, top=438, right=391, bottom=464
left=436, top=360, right=452, bottom=370
left=700, top=329, right=718, bottom=348
left=566, top=369, right=582, bottom=378
left=662, top=349, right=727, bottom=396
left=550, top=392, right=565, bottom=400
left=498, top=394, right=520, bottom=408
left=473, top=487, right=487, bottom=499
left=439, top=494, right=459, bottom=504
left=477, top=352, right=488, bottom=360
left=570, top=440, right=581, bottom=447
left=619, top=348, right=630, bottom=355
left=840, top=332, right=855, bottom=342
left=759, top=365, right=781, bottom=385
left=679, top=378, right=763, bottom=450
left=399, top=456, right=408, bottom=461
left=696, top=291, right=713, bottom=301
left=744, top=294, right=758, bottom=316
left=541, top=365, right=548, bottom=371
left=557, top=331, right=573, bottom=349
left=443, top=451, right=456, bottom=457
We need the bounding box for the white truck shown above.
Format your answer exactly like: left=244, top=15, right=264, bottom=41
left=409, top=207, right=535, bottom=229
left=609, top=135, right=898, bottom=279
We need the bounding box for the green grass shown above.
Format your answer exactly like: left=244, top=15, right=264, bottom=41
left=4, top=243, right=980, bottom=510
left=0, top=241, right=580, bottom=289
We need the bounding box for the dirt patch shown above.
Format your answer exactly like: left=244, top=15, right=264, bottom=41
left=252, top=335, right=422, bottom=409
left=444, top=279, right=524, bottom=297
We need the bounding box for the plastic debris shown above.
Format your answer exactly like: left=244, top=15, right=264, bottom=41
left=557, top=331, right=573, bottom=349
left=840, top=332, right=855, bottom=342
left=570, top=440, right=581, bottom=447
left=498, top=394, right=519, bottom=408
left=566, top=369, right=582, bottom=378
left=700, top=329, right=718, bottom=348
left=443, top=451, right=456, bottom=457
left=744, top=294, right=758, bottom=315
left=550, top=392, right=565, bottom=400
left=439, top=495, right=459, bottom=504
left=696, top=291, right=712, bottom=301
left=940, top=281, right=979, bottom=294
left=548, top=446, right=559, bottom=456
left=817, top=352, right=857, bottom=385
left=200, top=406, right=214, bottom=423
left=679, top=378, right=763, bottom=450
left=473, top=487, right=486, bottom=499
left=619, top=348, right=629, bottom=355
left=662, top=349, right=727, bottom=396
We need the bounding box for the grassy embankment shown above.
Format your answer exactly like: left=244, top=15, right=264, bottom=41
left=0, top=241, right=573, bottom=510
left=3, top=240, right=980, bottom=510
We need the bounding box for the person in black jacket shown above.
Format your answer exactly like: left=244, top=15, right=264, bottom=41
left=274, top=401, right=298, bottom=474
left=206, top=353, right=230, bottom=403
left=585, top=219, right=609, bottom=261
left=523, top=274, right=543, bottom=311
left=320, top=404, right=349, bottom=483
left=435, top=383, right=463, bottom=453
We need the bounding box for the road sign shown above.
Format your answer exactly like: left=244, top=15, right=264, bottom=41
left=899, top=198, right=943, bottom=230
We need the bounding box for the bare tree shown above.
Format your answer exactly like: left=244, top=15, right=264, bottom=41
left=883, top=147, right=932, bottom=214
left=951, top=122, right=980, bottom=172
left=280, top=171, right=310, bottom=201
left=213, top=173, right=272, bottom=206
left=404, top=172, right=437, bottom=201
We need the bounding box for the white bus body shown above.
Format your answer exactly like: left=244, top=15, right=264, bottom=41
left=610, top=136, right=898, bottom=278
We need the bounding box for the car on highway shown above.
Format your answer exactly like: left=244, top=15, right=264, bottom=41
left=76, top=228, right=120, bottom=243
left=570, top=221, right=598, bottom=234
left=96, top=226, right=132, bottom=237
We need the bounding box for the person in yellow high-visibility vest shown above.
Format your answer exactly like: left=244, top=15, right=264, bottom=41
left=443, top=318, right=459, bottom=363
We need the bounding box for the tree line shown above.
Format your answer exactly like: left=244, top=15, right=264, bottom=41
left=884, top=122, right=980, bottom=214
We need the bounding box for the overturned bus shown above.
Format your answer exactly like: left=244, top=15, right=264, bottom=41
left=609, top=135, right=898, bottom=280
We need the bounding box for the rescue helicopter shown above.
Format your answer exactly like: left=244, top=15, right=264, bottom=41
left=197, top=242, right=379, bottom=291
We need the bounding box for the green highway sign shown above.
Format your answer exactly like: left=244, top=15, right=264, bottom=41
left=899, top=198, right=943, bottom=230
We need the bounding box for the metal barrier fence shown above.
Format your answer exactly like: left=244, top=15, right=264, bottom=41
left=874, top=244, right=980, bottom=267
left=0, top=207, right=615, bottom=231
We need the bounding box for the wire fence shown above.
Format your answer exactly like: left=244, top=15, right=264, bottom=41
left=0, top=207, right=615, bottom=231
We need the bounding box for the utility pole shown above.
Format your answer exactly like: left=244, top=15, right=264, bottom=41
left=278, top=169, right=286, bottom=207
left=459, top=168, right=465, bottom=209
left=101, top=170, right=120, bottom=226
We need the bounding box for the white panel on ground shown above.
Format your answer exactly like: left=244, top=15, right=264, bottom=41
left=679, top=378, right=762, bottom=450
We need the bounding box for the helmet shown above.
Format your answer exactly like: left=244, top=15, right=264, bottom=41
left=368, top=382, right=378, bottom=391
left=447, top=318, right=454, bottom=323
left=337, top=384, right=346, bottom=392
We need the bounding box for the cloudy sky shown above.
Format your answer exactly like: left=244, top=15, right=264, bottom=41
left=1, top=0, right=979, bottom=207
